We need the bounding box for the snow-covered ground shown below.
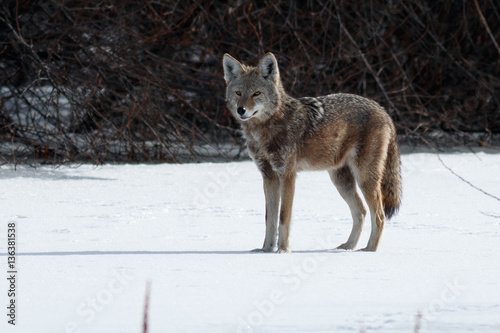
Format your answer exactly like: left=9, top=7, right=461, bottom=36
left=1, top=152, right=500, bottom=333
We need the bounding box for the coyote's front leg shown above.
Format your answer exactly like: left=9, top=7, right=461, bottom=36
left=277, top=171, right=296, bottom=253
left=252, top=167, right=280, bottom=252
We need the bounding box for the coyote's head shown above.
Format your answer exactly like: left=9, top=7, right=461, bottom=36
left=223, top=53, right=284, bottom=123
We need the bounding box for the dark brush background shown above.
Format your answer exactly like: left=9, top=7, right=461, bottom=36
left=1, top=0, right=499, bottom=163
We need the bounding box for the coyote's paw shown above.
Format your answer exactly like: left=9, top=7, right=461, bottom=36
left=251, top=247, right=274, bottom=253
left=336, top=243, right=354, bottom=251
left=277, top=247, right=291, bottom=254
left=358, top=247, right=376, bottom=252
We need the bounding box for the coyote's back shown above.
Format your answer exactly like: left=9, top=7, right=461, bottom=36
left=223, top=52, right=401, bottom=252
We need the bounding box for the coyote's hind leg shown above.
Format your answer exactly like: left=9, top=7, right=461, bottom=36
left=329, top=166, right=367, bottom=250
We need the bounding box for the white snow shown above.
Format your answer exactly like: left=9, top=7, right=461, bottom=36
left=1, top=152, right=500, bottom=332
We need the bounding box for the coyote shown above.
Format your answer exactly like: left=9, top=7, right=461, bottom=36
left=223, top=52, right=401, bottom=252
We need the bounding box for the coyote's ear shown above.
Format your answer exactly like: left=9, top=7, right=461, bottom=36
left=223, top=54, right=244, bottom=83
left=258, top=52, right=279, bottom=81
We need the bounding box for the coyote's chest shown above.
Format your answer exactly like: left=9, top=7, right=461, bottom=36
left=244, top=128, right=293, bottom=174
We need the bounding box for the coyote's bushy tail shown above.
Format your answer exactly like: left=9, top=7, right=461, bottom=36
left=382, top=137, right=402, bottom=220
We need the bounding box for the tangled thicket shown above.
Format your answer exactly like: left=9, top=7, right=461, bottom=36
left=1, top=0, right=499, bottom=163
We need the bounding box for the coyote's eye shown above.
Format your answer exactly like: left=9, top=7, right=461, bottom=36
left=253, top=91, right=261, bottom=97
left=235, top=91, right=241, bottom=96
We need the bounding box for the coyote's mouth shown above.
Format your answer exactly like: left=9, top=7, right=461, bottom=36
left=240, top=110, right=259, bottom=121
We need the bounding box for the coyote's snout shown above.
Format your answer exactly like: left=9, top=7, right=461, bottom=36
left=223, top=52, right=402, bottom=252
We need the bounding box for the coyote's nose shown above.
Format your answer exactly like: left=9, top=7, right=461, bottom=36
left=237, top=107, right=246, bottom=116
